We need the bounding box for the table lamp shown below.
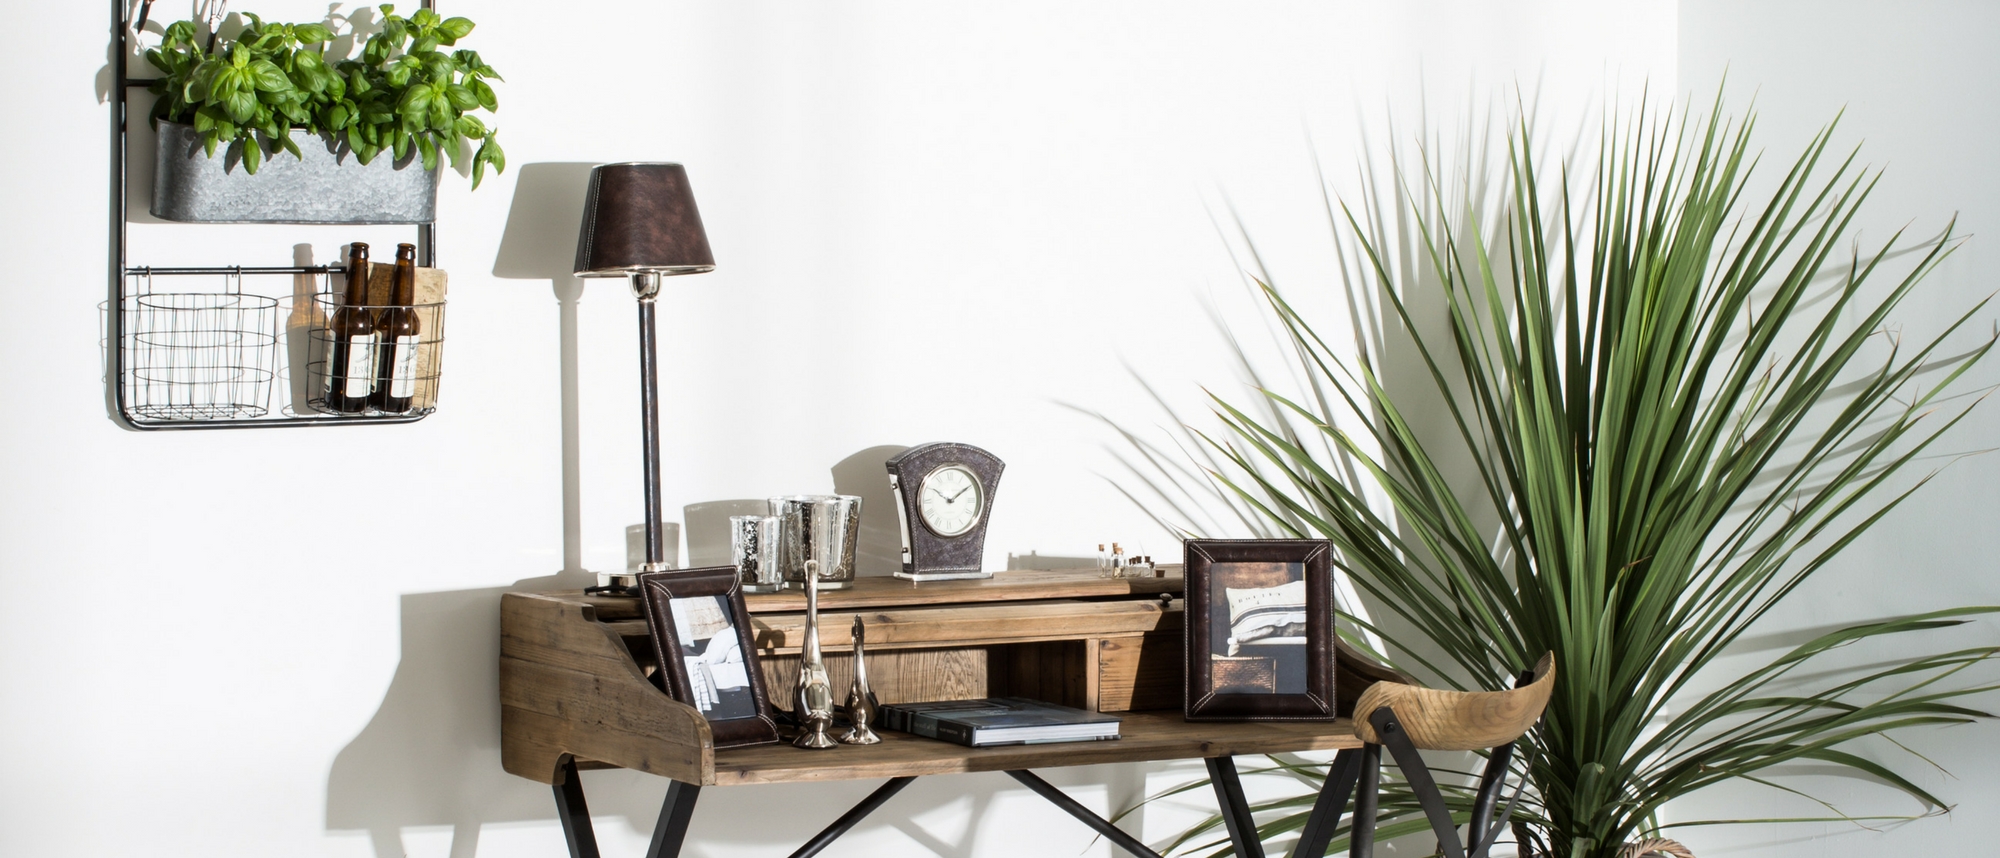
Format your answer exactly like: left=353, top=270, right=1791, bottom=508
left=574, top=163, right=716, bottom=593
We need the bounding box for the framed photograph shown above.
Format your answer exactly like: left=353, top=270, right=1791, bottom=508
left=1184, top=539, right=1337, bottom=721
left=638, top=566, right=781, bottom=748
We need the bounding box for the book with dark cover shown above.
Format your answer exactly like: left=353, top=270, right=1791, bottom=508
left=879, top=697, right=1121, bottom=747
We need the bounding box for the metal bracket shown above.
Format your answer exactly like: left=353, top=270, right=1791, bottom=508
left=1005, top=769, right=1164, bottom=858
left=1205, top=757, right=1266, bottom=858
left=1288, top=748, right=1361, bottom=858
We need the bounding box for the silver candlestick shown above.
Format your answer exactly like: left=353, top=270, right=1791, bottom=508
left=840, top=616, right=882, bottom=745
left=792, top=558, right=838, bottom=749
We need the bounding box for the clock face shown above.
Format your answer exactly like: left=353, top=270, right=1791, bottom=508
left=917, top=464, right=984, bottom=537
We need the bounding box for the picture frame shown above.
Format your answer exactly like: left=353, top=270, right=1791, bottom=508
left=1183, top=539, right=1337, bottom=721
left=638, top=566, right=782, bottom=748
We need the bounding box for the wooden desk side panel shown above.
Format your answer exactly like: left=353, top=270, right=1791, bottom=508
left=500, top=592, right=715, bottom=785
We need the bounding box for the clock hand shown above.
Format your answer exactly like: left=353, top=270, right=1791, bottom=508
left=946, top=485, right=972, bottom=502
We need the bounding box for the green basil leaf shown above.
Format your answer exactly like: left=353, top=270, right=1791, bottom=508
left=412, top=35, right=439, bottom=55
left=224, top=90, right=258, bottom=123
left=412, top=8, right=441, bottom=29
left=295, top=23, right=333, bottom=44
left=455, top=115, right=487, bottom=139
left=280, top=131, right=303, bottom=160
left=440, top=17, right=475, bottom=40
left=445, top=83, right=478, bottom=111
left=242, top=139, right=263, bottom=174
left=398, top=86, right=432, bottom=119
left=485, top=134, right=505, bottom=173
left=472, top=79, right=497, bottom=111
left=419, top=135, right=439, bottom=172
left=250, top=59, right=291, bottom=92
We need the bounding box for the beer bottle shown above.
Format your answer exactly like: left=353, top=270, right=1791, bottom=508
left=371, top=243, right=423, bottom=413
left=324, top=243, right=377, bottom=413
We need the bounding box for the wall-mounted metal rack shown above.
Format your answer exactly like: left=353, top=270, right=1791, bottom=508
left=109, top=0, right=441, bottom=430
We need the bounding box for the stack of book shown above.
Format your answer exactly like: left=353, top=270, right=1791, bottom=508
left=880, top=698, right=1121, bottom=747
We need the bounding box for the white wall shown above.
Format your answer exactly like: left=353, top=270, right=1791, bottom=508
left=1, top=2, right=1689, bottom=857
left=1674, top=2, right=2000, bottom=855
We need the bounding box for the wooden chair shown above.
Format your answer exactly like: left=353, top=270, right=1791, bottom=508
left=1289, top=653, right=1555, bottom=858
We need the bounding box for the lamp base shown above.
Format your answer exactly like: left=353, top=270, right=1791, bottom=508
left=585, top=572, right=640, bottom=598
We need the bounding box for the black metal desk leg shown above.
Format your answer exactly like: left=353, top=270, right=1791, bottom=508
left=1289, top=749, right=1362, bottom=858
left=647, top=780, right=702, bottom=858
left=553, top=758, right=602, bottom=858
left=1351, top=744, right=1381, bottom=858
left=1005, top=770, right=1165, bottom=858
left=1371, top=709, right=1468, bottom=858
left=788, top=776, right=917, bottom=858
left=1205, top=756, right=1266, bottom=858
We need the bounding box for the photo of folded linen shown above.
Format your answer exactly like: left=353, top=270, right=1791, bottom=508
left=1224, top=579, right=1308, bottom=656
left=672, top=595, right=756, bottom=718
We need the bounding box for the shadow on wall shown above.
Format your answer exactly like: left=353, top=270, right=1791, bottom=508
left=833, top=445, right=911, bottom=576
left=492, top=162, right=599, bottom=575
left=679, top=446, right=912, bottom=575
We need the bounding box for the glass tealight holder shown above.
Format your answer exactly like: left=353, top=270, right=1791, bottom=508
left=732, top=514, right=784, bottom=594
left=770, top=494, right=862, bottom=589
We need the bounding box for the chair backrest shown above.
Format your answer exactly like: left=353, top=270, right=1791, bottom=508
left=1350, top=653, right=1555, bottom=750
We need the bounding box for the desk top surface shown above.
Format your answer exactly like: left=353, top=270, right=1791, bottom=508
left=696, top=711, right=1359, bottom=786
left=564, top=568, right=1184, bottom=621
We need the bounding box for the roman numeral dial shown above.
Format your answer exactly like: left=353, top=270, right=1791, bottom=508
left=917, top=464, right=982, bottom=537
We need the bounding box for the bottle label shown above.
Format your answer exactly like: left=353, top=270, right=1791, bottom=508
left=390, top=335, right=420, bottom=398
left=345, top=333, right=378, bottom=397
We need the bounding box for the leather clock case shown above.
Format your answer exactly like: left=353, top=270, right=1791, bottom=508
left=885, top=443, right=1004, bottom=575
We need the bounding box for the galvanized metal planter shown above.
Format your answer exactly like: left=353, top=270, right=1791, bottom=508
left=150, top=121, right=439, bottom=224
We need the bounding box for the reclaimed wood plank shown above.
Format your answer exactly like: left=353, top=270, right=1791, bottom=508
left=499, top=592, right=713, bottom=785
left=535, top=569, right=1184, bottom=621
left=759, top=648, right=987, bottom=709
left=1094, top=632, right=1184, bottom=713
left=742, top=600, right=1181, bottom=654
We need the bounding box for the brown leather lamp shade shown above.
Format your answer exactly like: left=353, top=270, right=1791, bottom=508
left=573, top=163, right=716, bottom=278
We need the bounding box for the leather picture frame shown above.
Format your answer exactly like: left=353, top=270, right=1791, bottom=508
left=638, top=566, right=782, bottom=748
left=1184, top=539, right=1337, bottom=721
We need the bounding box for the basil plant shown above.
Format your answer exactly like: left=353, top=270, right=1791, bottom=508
left=146, top=5, right=506, bottom=187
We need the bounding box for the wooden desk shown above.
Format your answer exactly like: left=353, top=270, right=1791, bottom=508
left=500, top=572, right=1367, bottom=858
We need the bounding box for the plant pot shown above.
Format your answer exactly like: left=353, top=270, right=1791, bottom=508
left=150, top=121, right=439, bottom=224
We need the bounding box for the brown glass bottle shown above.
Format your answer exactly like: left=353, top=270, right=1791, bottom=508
left=370, top=244, right=423, bottom=413
left=324, top=243, right=377, bottom=413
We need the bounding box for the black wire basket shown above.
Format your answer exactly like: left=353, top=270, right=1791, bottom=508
left=121, top=275, right=281, bottom=420
left=305, top=293, right=448, bottom=417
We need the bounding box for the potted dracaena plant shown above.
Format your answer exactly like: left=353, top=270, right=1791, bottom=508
left=143, top=5, right=505, bottom=223
left=1101, top=93, right=1999, bottom=858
